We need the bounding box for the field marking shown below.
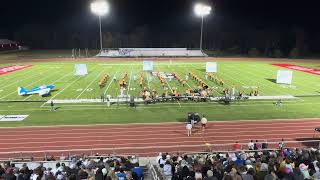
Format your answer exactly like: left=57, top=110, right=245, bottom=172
left=23, top=69, right=73, bottom=101
left=0, top=68, right=58, bottom=100
left=48, top=65, right=100, bottom=102
left=98, top=63, right=203, bottom=66
left=28, top=100, right=320, bottom=112
left=76, top=69, right=104, bottom=99
left=240, top=64, right=318, bottom=95
left=146, top=72, right=151, bottom=90
left=40, top=76, right=83, bottom=107
left=159, top=66, right=181, bottom=107
left=234, top=64, right=299, bottom=95
left=0, top=131, right=314, bottom=150
left=0, top=116, right=319, bottom=129
left=38, top=98, right=302, bottom=106
left=255, top=64, right=315, bottom=95
left=0, top=65, right=41, bottom=85
left=127, top=65, right=133, bottom=96
left=0, top=123, right=318, bottom=134
left=0, top=65, right=45, bottom=91
left=229, top=65, right=284, bottom=95
left=104, top=69, right=120, bottom=96
left=0, top=136, right=301, bottom=146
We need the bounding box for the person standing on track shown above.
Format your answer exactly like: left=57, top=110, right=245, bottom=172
left=201, top=115, right=208, bottom=131
left=186, top=122, right=192, bottom=136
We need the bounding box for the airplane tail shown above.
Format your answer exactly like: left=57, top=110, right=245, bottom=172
left=18, top=87, right=27, bottom=95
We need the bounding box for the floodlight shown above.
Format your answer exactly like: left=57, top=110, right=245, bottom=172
left=194, top=3, right=211, bottom=17
left=194, top=3, right=212, bottom=51
left=91, top=0, right=110, bottom=51
left=91, top=0, right=109, bottom=17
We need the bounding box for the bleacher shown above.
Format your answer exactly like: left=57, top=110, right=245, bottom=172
left=96, top=48, right=207, bottom=57
left=0, top=39, right=21, bottom=51
left=1, top=140, right=320, bottom=180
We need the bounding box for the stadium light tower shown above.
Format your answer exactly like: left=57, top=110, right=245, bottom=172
left=91, top=0, right=109, bottom=52
left=194, top=3, right=211, bottom=51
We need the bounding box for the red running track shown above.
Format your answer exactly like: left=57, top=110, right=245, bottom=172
left=0, top=118, right=319, bottom=159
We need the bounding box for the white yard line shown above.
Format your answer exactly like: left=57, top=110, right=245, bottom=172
left=23, top=69, right=72, bottom=101
left=0, top=66, right=45, bottom=90
left=76, top=70, right=104, bottom=99
left=40, top=77, right=82, bottom=107
left=165, top=75, right=181, bottom=108
left=146, top=72, right=151, bottom=89
left=104, top=69, right=120, bottom=96
left=42, top=65, right=100, bottom=106
left=0, top=68, right=55, bottom=100
left=228, top=65, right=290, bottom=95
left=9, top=101, right=320, bottom=112
left=249, top=64, right=313, bottom=95
left=0, top=65, right=41, bottom=85
left=126, top=65, right=133, bottom=96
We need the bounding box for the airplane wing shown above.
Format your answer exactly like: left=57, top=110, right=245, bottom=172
left=38, top=88, right=51, bottom=96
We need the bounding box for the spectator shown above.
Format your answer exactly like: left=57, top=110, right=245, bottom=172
left=257, top=163, right=269, bottom=180
left=163, top=160, right=172, bottom=179
left=159, top=155, right=166, bottom=168
left=264, top=169, right=278, bottom=180
left=131, top=163, right=143, bottom=180
left=232, top=141, right=241, bottom=151
left=248, top=140, right=254, bottom=150
left=204, top=170, right=217, bottom=180
left=299, top=163, right=310, bottom=179
left=116, top=168, right=126, bottom=180
left=261, top=140, right=268, bottom=149
left=254, top=140, right=261, bottom=150
left=278, top=138, right=285, bottom=150
left=239, top=165, right=254, bottom=180
left=1, top=168, right=16, bottom=180
left=195, top=171, right=202, bottom=180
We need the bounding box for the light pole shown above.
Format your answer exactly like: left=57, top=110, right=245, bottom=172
left=194, top=3, right=211, bottom=51
left=91, top=0, right=109, bottom=52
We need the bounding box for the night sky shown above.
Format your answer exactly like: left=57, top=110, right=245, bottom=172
left=1, top=0, right=318, bottom=29
left=0, top=0, right=319, bottom=50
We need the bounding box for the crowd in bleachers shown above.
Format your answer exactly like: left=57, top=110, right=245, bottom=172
left=156, top=147, right=320, bottom=180
left=0, top=155, right=144, bottom=180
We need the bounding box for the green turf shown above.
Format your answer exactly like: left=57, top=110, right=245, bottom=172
left=0, top=60, right=319, bottom=127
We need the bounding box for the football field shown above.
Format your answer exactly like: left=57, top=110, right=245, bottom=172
left=0, top=58, right=320, bottom=126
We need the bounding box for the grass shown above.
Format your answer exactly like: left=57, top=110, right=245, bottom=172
left=0, top=58, right=319, bottom=127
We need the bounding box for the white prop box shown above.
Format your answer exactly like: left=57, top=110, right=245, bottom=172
left=276, top=70, right=293, bottom=84
left=143, top=61, right=153, bottom=71
left=206, top=62, right=217, bottom=73
left=74, top=64, right=88, bottom=76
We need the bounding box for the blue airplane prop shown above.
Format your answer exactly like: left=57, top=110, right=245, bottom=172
left=18, top=85, right=55, bottom=96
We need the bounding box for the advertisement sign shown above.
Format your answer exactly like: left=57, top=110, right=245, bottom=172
left=0, top=115, right=29, bottom=122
